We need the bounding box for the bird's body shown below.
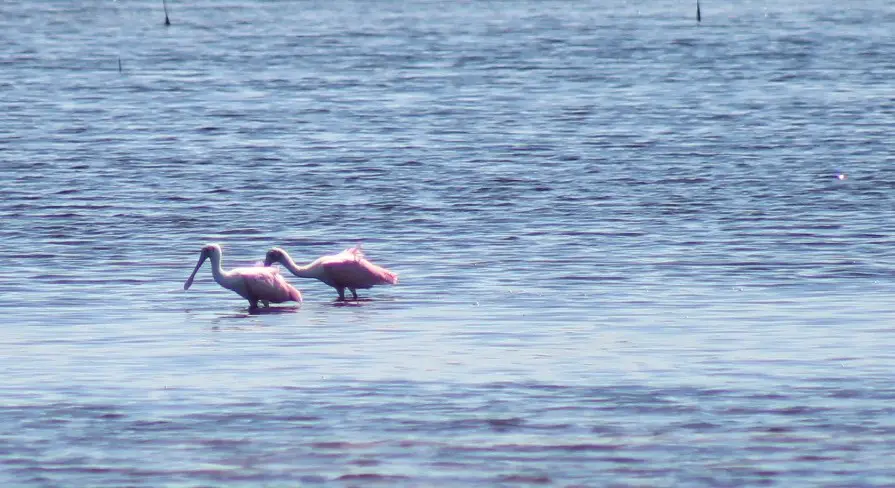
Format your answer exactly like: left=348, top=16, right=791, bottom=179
left=185, top=244, right=302, bottom=309
left=264, top=246, right=398, bottom=300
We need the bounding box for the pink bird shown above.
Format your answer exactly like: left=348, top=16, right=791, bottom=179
left=264, top=246, right=398, bottom=300
left=184, top=243, right=302, bottom=309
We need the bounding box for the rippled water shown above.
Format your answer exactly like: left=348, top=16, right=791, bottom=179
left=2, top=0, right=895, bottom=485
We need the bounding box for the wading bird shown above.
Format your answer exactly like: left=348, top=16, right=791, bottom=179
left=264, top=246, right=398, bottom=300
left=184, top=244, right=302, bottom=309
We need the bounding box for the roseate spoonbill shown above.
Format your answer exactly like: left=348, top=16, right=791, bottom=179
left=264, top=246, right=398, bottom=300
left=184, top=244, right=302, bottom=309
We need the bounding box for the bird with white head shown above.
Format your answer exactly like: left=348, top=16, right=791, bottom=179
left=264, top=246, right=397, bottom=300
left=185, top=243, right=302, bottom=309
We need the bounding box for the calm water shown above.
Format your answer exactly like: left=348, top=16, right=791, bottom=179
left=3, top=0, right=895, bottom=485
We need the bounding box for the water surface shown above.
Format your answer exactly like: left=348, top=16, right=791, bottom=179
left=2, top=0, right=895, bottom=485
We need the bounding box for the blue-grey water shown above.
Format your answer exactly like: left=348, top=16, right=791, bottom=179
left=3, top=0, right=895, bottom=485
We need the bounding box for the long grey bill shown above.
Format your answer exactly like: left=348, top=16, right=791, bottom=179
left=184, top=254, right=207, bottom=290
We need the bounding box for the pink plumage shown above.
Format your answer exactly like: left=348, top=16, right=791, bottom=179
left=185, top=244, right=302, bottom=309
left=241, top=267, right=303, bottom=304
left=264, top=246, right=398, bottom=300
left=324, top=247, right=399, bottom=287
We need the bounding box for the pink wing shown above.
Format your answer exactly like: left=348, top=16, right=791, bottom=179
left=323, top=247, right=398, bottom=289
left=241, top=267, right=303, bottom=303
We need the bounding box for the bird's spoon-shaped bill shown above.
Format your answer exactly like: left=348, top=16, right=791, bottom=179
left=184, top=253, right=207, bottom=290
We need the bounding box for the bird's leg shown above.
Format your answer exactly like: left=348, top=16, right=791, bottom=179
left=261, top=300, right=270, bottom=308
left=336, top=287, right=346, bottom=301
left=248, top=299, right=259, bottom=310
left=350, top=288, right=358, bottom=300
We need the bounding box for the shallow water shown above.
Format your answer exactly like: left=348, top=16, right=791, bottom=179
left=2, top=0, right=895, bottom=485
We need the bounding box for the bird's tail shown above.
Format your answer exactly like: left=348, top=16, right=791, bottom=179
left=347, top=245, right=398, bottom=285
left=372, top=264, right=399, bottom=285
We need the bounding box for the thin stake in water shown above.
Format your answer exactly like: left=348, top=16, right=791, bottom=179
left=118, top=56, right=122, bottom=73
left=163, top=0, right=171, bottom=25
left=697, top=0, right=701, bottom=22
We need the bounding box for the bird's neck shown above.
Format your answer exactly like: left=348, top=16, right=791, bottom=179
left=281, top=253, right=322, bottom=279
left=209, top=253, right=236, bottom=286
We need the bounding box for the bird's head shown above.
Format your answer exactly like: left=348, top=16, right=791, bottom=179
left=201, top=243, right=222, bottom=259
left=264, top=247, right=287, bottom=267
left=184, top=243, right=222, bottom=290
